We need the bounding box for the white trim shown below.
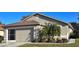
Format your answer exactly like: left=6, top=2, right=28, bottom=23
left=34, top=26, right=39, bottom=39
left=34, top=26, right=36, bottom=39
left=8, top=40, right=16, bottom=42
left=4, top=29, right=8, bottom=43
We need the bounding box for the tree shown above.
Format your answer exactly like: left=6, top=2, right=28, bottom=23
left=39, top=23, right=61, bottom=42
left=52, top=24, right=60, bottom=36
left=42, top=23, right=51, bottom=41
left=70, top=22, right=79, bottom=38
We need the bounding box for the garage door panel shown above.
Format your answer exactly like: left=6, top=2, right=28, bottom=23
left=16, top=29, right=31, bottom=42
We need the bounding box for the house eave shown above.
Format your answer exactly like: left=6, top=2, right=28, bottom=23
left=4, top=24, right=39, bottom=28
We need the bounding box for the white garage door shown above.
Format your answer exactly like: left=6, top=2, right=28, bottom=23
left=16, top=29, right=32, bottom=42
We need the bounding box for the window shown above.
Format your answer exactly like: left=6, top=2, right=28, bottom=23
left=8, top=29, right=15, bottom=40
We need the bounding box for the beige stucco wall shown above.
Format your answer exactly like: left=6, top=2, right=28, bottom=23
left=60, top=26, right=73, bottom=39
left=26, top=16, right=54, bottom=25
left=0, top=31, right=4, bottom=36
left=26, top=16, right=66, bottom=26
left=27, top=16, right=73, bottom=39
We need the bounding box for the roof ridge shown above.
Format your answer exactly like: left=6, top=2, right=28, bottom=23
left=33, top=13, right=69, bottom=24
left=21, top=12, right=69, bottom=25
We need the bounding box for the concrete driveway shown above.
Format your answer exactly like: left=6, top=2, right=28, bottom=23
left=0, top=42, right=26, bottom=47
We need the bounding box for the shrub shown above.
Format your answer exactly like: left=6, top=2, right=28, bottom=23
left=62, top=38, right=68, bottom=43
left=0, top=36, right=4, bottom=43
left=56, top=38, right=63, bottom=43
left=31, top=39, right=36, bottom=42
left=31, top=39, right=40, bottom=42
left=69, top=32, right=76, bottom=39
left=39, top=38, right=48, bottom=42
left=56, top=40, right=63, bottom=43
left=56, top=38, right=68, bottom=43
left=47, top=38, right=56, bottom=43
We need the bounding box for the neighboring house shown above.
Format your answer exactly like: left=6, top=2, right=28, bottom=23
left=4, top=13, right=73, bottom=42
left=0, top=24, right=4, bottom=36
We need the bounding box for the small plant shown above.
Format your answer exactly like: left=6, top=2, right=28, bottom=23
left=0, top=36, right=4, bottom=43
left=56, top=38, right=68, bottom=43
left=31, top=39, right=36, bottom=42
left=56, top=38, right=63, bottom=43
left=39, top=38, right=47, bottom=42
left=50, top=38, right=56, bottom=43
left=62, top=38, right=68, bottom=43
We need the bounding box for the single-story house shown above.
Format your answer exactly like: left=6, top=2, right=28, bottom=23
left=4, top=13, right=73, bottom=42
left=0, top=24, right=4, bottom=36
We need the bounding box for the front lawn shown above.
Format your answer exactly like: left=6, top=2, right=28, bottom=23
left=19, top=39, right=79, bottom=47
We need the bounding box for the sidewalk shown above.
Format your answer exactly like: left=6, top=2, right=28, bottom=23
left=0, top=42, right=26, bottom=47
left=68, top=39, right=75, bottom=43
left=0, top=39, right=75, bottom=47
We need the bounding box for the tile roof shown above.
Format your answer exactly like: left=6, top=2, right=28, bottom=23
left=0, top=24, right=4, bottom=31
left=5, top=20, right=39, bottom=27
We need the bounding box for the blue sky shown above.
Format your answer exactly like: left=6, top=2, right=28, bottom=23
left=0, top=12, right=79, bottom=24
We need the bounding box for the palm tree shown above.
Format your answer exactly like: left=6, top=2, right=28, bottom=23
left=39, top=23, right=61, bottom=42
left=42, top=23, right=50, bottom=41
left=53, top=24, right=60, bottom=36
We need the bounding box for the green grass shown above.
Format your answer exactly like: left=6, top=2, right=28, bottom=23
left=19, top=39, right=79, bottom=47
